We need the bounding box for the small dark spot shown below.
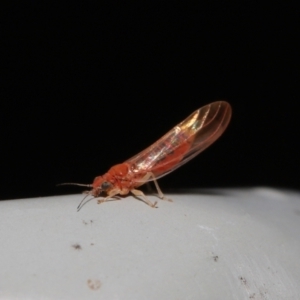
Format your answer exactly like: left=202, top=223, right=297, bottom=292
left=213, top=255, right=219, bottom=262
left=90, top=220, right=93, bottom=224
left=72, top=244, right=82, bottom=250
left=87, top=279, right=101, bottom=290
left=249, top=293, right=256, bottom=299
left=90, top=243, right=94, bottom=246
left=239, top=276, right=247, bottom=285
left=83, top=220, right=88, bottom=225
left=260, top=290, right=267, bottom=297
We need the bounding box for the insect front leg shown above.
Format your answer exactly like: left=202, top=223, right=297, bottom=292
left=97, top=189, right=121, bottom=205
left=130, top=189, right=158, bottom=208
left=82, top=190, right=91, bottom=194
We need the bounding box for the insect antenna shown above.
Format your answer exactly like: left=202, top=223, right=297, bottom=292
left=57, top=183, right=92, bottom=187
left=57, top=182, right=95, bottom=211
left=77, top=193, right=93, bottom=212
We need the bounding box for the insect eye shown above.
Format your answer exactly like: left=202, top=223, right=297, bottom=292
left=101, top=181, right=111, bottom=190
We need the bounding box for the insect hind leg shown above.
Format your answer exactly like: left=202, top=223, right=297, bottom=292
left=131, top=189, right=158, bottom=208
left=147, top=172, right=173, bottom=202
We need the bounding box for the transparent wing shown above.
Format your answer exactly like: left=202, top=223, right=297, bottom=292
left=126, top=101, right=232, bottom=181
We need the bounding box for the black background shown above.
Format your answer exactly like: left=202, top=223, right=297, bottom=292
left=2, top=3, right=299, bottom=200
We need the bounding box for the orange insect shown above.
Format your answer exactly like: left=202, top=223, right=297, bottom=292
left=61, top=101, right=231, bottom=210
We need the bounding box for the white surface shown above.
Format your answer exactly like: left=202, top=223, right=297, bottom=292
left=1, top=188, right=300, bottom=299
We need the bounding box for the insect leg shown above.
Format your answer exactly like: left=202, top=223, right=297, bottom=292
left=130, top=189, right=158, bottom=208
left=147, top=172, right=173, bottom=202
left=97, top=189, right=121, bottom=205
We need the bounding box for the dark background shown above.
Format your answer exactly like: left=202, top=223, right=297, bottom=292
left=1, top=3, right=299, bottom=200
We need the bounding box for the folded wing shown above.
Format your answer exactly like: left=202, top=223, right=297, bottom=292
left=127, top=101, right=232, bottom=181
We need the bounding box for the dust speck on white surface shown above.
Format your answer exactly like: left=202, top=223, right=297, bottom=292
left=87, top=279, right=101, bottom=290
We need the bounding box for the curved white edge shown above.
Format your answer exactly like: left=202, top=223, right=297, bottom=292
left=0, top=188, right=300, bottom=299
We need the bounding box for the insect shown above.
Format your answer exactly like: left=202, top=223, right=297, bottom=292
left=61, top=101, right=231, bottom=210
